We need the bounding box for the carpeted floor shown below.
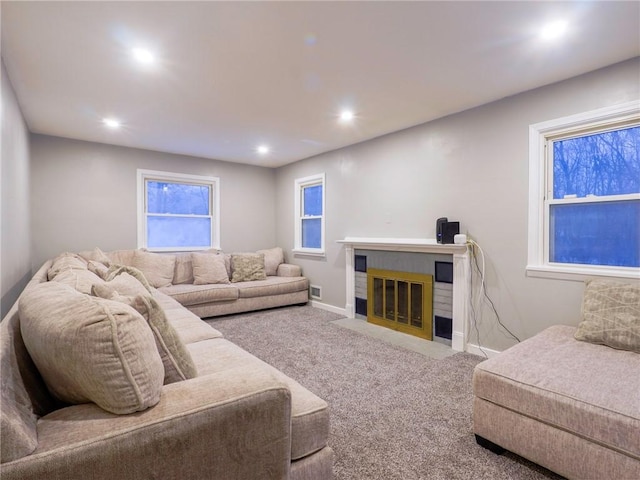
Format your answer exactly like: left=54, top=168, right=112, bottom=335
left=206, top=305, right=563, bottom=480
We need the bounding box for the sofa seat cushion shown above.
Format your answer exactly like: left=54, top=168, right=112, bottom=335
left=160, top=283, right=239, bottom=307
left=188, top=338, right=329, bottom=461
left=236, top=276, right=309, bottom=299
left=473, top=325, right=640, bottom=459
left=151, top=291, right=224, bottom=344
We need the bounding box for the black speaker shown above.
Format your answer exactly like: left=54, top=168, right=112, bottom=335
left=441, top=221, right=460, bottom=244
left=436, top=217, right=448, bottom=244
left=437, top=218, right=460, bottom=244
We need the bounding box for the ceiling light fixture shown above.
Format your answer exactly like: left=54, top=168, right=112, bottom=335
left=132, top=47, right=155, bottom=64
left=257, top=145, right=270, bottom=155
left=539, top=20, right=568, bottom=41
left=339, top=110, right=355, bottom=122
left=102, top=118, right=121, bottom=129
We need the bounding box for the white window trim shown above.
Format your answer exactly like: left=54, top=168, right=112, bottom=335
left=137, top=169, right=221, bottom=252
left=527, top=100, right=640, bottom=281
left=293, top=173, right=326, bottom=257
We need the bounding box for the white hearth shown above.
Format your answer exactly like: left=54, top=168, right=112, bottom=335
left=337, top=237, right=470, bottom=352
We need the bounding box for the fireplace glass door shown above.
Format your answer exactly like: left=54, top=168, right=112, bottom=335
left=367, top=268, right=433, bottom=340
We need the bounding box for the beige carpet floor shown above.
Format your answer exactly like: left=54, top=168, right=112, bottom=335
left=206, top=305, right=563, bottom=480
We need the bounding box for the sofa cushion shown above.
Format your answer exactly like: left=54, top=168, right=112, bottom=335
left=87, top=260, right=109, bottom=279
left=107, top=249, right=136, bottom=266
left=160, top=283, right=239, bottom=307
left=1, top=307, right=39, bottom=463
left=19, top=282, right=164, bottom=415
left=257, top=247, right=284, bottom=276
left=151, top=291, right=224, bottom=343
left=92, top=285, right=198, bottom=384
left=236, top=276, right=309, bottom=299
left=192, top=253, right=230, bottom=285
left=188, top=338, right=330, bottom=461
left=78, top=247, right=112, bottom=266
left=575, top=279, right=640, bottom=353
left=105, top=265, right=153, bottom=293
left=173, top=252, right=195, bottom=285
left=473, top=325, right=640, bottom=459
left=231, top=253, right=267, bottom=282
left=51, top=268, right=103, bottom=295
left=132, top=250, right=176, bottom=288
left=47, top=252, right=88, bottom=280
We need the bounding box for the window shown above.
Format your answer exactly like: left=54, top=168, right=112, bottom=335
left=528, top=101, right=640, bottom=280
left=137, top=170, right=220, bottom=251
left=294, top=173, right=325, bottom=255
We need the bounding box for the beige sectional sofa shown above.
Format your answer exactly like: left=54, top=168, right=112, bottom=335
left=1, top=249, right=332, bottom=479
left=473, top=280, right=640, bottom=479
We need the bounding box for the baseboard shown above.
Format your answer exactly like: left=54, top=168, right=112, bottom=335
left=466, top=342, right=501, bottom=358
left=310, top=300, right=347, bottom=317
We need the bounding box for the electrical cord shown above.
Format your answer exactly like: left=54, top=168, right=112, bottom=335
left=468, top=239, right=521, bottom=344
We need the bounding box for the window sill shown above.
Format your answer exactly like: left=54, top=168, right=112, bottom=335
left=292, top=249, right=326, bottom=259
left=526, top=264, right=640, bottom=282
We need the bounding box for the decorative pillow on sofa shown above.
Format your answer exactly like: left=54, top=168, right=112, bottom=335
left=51, top=268, right=103, bottom=295
left=19, top=282, right=164, bottom=415
left=257, top=247, right=284, bottom=276
left=574, top=279, right=640, bottom=353
left=78, top=247, right=112, bottom=266
left=191, top=253, right=230, bottom=285
left=230, top=253, right=267, bottom=282
left=92, top=284, right=198, bottom=384
left=47, top=252, right=88, bottom=281
left=132, top=250, right=175, bottom=288
left=105, top=265, right=154, bottom=293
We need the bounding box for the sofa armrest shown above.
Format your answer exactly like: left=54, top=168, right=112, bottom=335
left=277, top=263, right=302, bottom=277
left=3, top=368, right=292, bottom=480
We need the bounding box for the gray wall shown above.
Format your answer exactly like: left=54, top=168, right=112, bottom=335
left=1, top=60, right=32, bottom=318
left=275, top=58, right=640, bottom=352
left=30, top=135, right=277, bottom=268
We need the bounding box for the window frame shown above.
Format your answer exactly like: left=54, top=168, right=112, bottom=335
left=137, top=169, right=220, bottom=252
left=293, top=173, right=326, bottom=256
left=527, top=101, right=640, bottom=281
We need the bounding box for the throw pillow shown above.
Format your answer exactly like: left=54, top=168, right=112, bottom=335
left=19, top=282, right=164, bottom=415
left=51, top=268, right=103, bottom=295
left=78, top=247, right=112, bottom=266
left=47, top=252, right=88, bottom=281
left=132, top=250, right=175, bottom=288
left=257, top=247, right=284, bottom=276
left=191, top=253, right=230, bottom=285
left=230, top=253, right=267, bottom=282
left=92, top=285, right=198, bottom=384
left=87, top=260, right=109, bottom=279
left=105, top=265, right=154, bottom=293
left=574, top=279, right=640, bottom=353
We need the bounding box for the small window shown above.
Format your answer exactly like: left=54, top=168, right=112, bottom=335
left=137, top=170, right=220, bottom=251
left=294, top=173, right=325, bottom=255
left=528, top=101, right=640, bottom=280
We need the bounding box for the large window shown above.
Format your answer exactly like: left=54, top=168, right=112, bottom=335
left=294, top=173, right=325, bottom=255
left=137, top=170, right=220, bottom=251
left=528, top=102, right=639, bottom=280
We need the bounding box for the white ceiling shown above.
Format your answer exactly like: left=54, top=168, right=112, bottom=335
left=2, top=1, right=639, bottom=168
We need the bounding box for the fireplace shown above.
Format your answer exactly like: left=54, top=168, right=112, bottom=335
left=338, top=237, right=470, bottom=352
left=367, top=268, right=433, bottom=340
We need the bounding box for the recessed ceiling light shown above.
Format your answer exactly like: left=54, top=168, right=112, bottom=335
left=257, top=145, right=270, bottom=155
left=102, top=118, right=121, bottom=129
left=132, top=47, right=155, bottom=64
left=339, top=110, right=355, bottom=122
left=539, top=20, right=568, bottom=41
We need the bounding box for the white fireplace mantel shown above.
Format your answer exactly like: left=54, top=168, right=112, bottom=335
left=337, top=237, right=470, bottom=352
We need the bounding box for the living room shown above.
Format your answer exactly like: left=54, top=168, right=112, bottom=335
left=2, top=2, right=639, bottom=479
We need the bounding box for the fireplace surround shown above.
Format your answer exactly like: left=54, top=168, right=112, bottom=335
left=338, top=237, right=470, bottom=352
